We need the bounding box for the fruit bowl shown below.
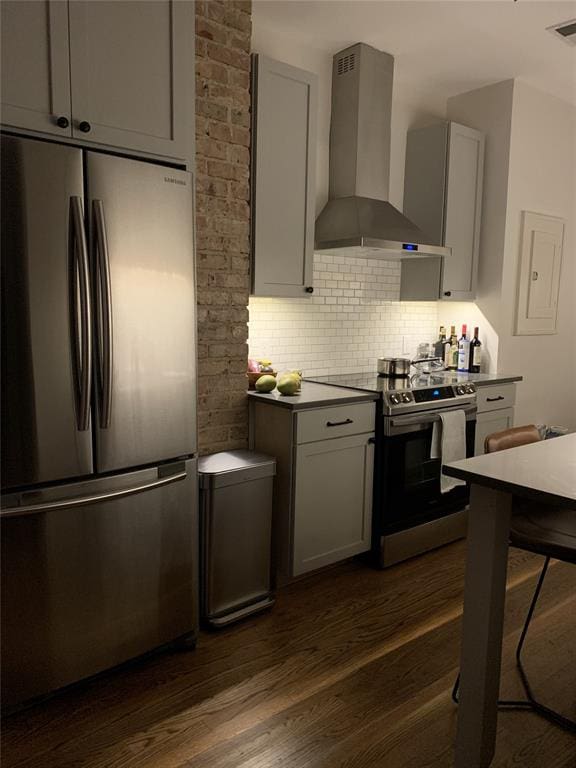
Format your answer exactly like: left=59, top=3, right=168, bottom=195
left=247, top=371, right=277, bottom=390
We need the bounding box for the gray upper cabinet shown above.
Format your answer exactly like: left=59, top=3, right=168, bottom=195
left=1, top=1, right=72, bottom=138
left=251, top=54, right=317, bottom=297
left=1, top=0, right=192, bottom=161
left=401, top=121, right=485, bottom=302
left=68, top=1, right=191, bottom=158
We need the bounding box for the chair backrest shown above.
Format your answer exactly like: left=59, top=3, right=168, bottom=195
left=485, top=424, right=541, bottom=454
left=490, top=426, right=575, bottom=565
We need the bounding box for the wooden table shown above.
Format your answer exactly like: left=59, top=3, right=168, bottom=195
left=444, top=433, right=576, bottom=767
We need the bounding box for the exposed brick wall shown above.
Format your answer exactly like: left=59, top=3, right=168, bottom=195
left=195, top=0, right=252, bottom=455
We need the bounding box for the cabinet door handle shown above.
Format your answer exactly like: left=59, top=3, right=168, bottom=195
left=305, top=286, right=314, bottom=294
left=443, top=291, right=452, bottom=297
left=326, top=418, right=353, bottom=427
left=56, top=116, right=69, bottom=128
left=486, top=395, right=505, bottom=402
left=78, top=121, right=91, bottom=133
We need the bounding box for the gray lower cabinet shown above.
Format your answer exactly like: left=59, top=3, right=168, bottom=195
left=1, top=0, right=192, bottom=160
left=293, top=433, right=374, bottom=576
left=251, top=54, right=317, bottom=297
left=474, top=383, right=517, bottom=455
left=250, top=400, right=375, bottom=584
left=401, top=121, right=485, bottom=302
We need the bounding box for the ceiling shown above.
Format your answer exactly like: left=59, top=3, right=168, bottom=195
left=252, top=0, right=576, bottom=106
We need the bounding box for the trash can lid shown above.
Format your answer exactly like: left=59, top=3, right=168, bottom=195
left=198, top=450, right=276, bottom=489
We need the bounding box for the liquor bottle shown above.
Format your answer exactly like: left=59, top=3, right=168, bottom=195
left=450, top=329, right=459, bottom=370
left=445, top=325, right=458, bottom=370
left=469, top=327, right=482, bottom=373
left=457, top=324, right=470, bottom=372
left=434, top=326, right=446, bottom=359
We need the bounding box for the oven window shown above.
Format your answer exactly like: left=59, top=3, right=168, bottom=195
left=403, top=431, right=440, bottom=487
left=380, top=420, right=475, bottom=532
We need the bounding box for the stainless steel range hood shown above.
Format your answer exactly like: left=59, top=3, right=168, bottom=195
left=315, top=43, right=450, bottom=260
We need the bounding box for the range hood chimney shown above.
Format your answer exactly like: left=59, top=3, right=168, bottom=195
left=315, top=43, right=450, bottom=260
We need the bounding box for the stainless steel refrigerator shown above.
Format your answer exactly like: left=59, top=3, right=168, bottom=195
left=1, top=135, right=198, bottom=709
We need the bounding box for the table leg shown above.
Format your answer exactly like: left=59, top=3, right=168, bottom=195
left=455, top=484, right=512, bottom=768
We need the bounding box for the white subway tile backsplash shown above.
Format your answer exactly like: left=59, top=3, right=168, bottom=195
left=248, top=254, right=439, bottom=376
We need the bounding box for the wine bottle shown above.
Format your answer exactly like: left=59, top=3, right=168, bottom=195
left=469, top=327, right=482, bottom=373
left=434, top=326, right=446, bottom=359
left=446, top=325, right=458, bottom=370
left=457, top=324, right=470, bottom=372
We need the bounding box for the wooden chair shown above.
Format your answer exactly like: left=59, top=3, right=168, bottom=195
left=452, top=425, right=576, bottom=732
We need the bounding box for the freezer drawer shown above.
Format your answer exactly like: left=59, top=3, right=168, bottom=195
left=1, top=459, right=198, bottom=709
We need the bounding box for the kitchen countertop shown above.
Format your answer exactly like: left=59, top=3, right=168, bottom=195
left=444, top=372, right=523, bottom=387
left=247, top=372, right=522, bottom=409
left=247, top=381, right=379, bottom=410
left=304, top=370, right=523, bottom=393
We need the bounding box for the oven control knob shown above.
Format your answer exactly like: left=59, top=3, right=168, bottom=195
left=456, top=385, right=466, bottom=395
left=401, top=393, right=412, bottom=403
left=467, top=384, right=476, bottom=393
left=390, top=393, right=401, bottom=404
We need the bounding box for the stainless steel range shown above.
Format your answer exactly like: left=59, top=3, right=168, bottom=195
left=306, top=372, right=478, bottom=567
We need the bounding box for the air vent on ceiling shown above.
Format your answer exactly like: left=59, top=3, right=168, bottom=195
left=547, top=19, right=576, bottom=46
left=337, top=52, right=355, bottom=75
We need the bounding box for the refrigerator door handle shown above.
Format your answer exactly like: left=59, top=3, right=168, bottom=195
left=0, top=470, right=187, bottom=518
left=93, top=199, right=113, bottom=429
left=70, top=196, right=92, bottom=431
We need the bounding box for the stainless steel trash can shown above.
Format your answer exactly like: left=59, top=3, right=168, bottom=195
left=199, top=450, right=276, bottom=627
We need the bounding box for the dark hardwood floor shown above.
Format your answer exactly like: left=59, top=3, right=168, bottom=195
left=2, top=541, right=575, bottom=767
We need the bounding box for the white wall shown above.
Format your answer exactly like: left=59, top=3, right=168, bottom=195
left=500, top=82, right=576, bottom=428
left=448, top=80, right=576, bottom=429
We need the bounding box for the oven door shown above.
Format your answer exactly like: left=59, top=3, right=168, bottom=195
left=379, top=405, right=476, bottom=534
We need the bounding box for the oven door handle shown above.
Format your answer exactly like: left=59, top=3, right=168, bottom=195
left=389, top=408, right=476, bottom=429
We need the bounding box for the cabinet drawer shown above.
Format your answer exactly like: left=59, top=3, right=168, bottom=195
left=476, top=384, right=516, bottom=413
left=296, top=402, right=375, bottom=444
